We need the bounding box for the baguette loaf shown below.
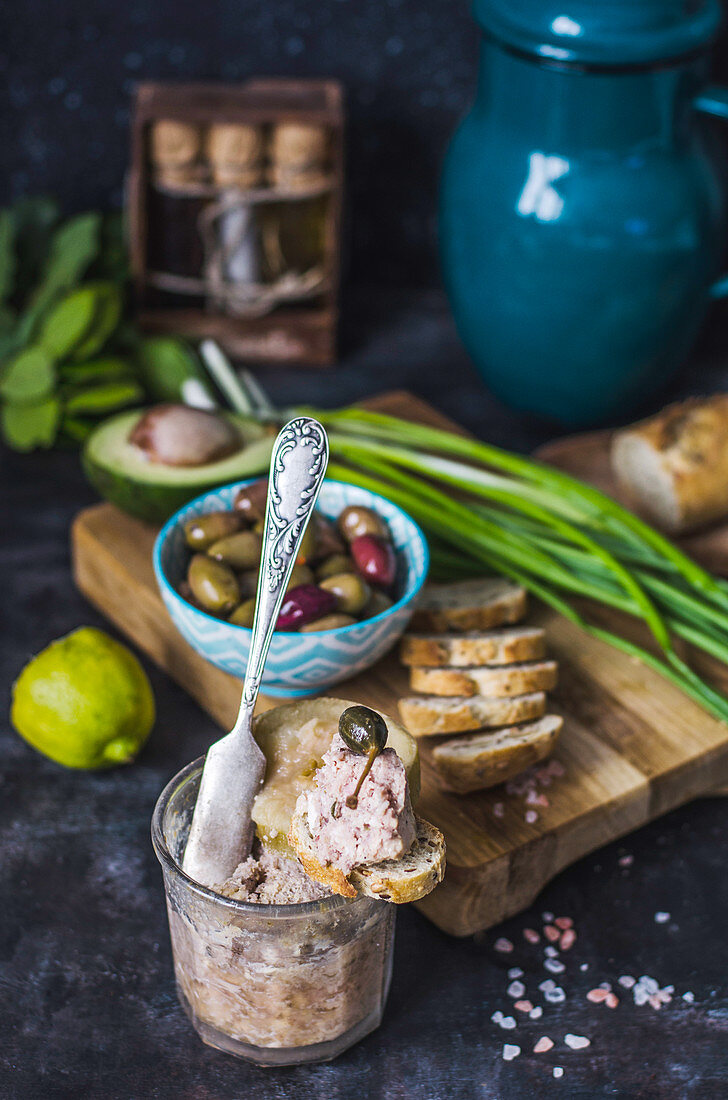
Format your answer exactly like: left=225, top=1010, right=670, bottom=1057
left=398, top=691, right=547, bottom=736
left=288, top=812, right=446, bottom=902
left=399, top=626, right=546, bottom=668
left=431, top=715, right=563, bottom=794
left=409, top=578, right=527, bottom=633
left=611, top=396, right=728, bottom=533
left=410, top=660, right=558, bottom=698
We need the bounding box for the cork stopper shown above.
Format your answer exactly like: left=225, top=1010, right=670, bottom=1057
left=150, top=120, right=206, bottom=189
left=269, top=122, right=329, bottom=190
left=206, top=124, right=265, bottom=189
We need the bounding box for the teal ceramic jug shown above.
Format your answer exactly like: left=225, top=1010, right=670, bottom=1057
left=440, top=0, right=728, bottom=426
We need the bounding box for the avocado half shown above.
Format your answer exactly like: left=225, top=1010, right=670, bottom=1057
left=82, top=408, right=274, bottom=524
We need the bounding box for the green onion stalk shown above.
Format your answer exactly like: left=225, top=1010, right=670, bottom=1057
left=207, top=357, right=728, bottom=723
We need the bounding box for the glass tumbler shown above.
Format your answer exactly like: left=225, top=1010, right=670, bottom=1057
left=151, top=758, right=396, bottom=1066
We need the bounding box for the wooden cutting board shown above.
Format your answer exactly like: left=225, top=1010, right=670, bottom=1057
left=71, top=392, right=728, bottom=937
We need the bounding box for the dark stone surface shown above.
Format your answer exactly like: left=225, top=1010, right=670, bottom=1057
left=4, top=0, right=728, bottom=290
left=2, top=290, right=728, bottom=1098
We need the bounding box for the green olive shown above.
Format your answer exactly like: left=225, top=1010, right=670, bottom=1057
left=319, top=572, right=370, bottom=615
left=315, top=553, right=354, bottom=581
left=228, top=597, right=257, bottom=627
left=338, top=705, right=389, bottom=809
left=296, top=521, right=317, bottom=565
left=237, top=568, right=260, bottom=599
left=287, top=563, right=314, bottom=590
left=337, top=505, right=388, bottom=544
left=233, top=479, right=268, bottom=522
left=300, top=613, right=356, bottom=632
left=184, top=510, right=243, bottom=551
left=207, top=530, right=262, bottom=570
left=188, top=554, right=240, bottom=613
left=362, top=589, right=393, bottom=618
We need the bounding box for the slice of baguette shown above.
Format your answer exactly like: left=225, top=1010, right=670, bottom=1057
left=410, top=660, right=558, bottom=698
left=400, top=626, right=546, bottom=668
left=610, top=396, right=728, bottom=533
left=398, top=691, right=547, bottom=737
left=288, top=812, right=446, bottom=903
left=431, top=715, right=563, bottom=794
left=408, top=578, right=527, bottom=633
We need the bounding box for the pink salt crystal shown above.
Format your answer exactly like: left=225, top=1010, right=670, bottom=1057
left=560, top=929, right=576, bottom=951
left=548, top=760, right=565, bottom=777
left=525, top=810, right=539, bottom=825
left=564, top=1034, right=591, bottom=1050
left=618, top=854, right=634, bottom=868
left=536, top=794, right=550, bottom=807
left=495, top=937, right=514, bottom=953
left=605, top=993, right=619, bottom=1009
left=587, top=988, right=609, bottom=1004
left=514, top=1000, right=533, bottom=1013
left=544, top=925, right=560, bottom=942
left=648, top=995, right=663, bottom=1010
left=526, top=788, right=539, bottom=805
left=554, top=916, right=573, bottom=930
left=523, top=928, right=540, bottom=944
left=502, top=1044, right=520, bottom=1062
left=534, top=1037, right=554, bottom=1053
left=493, top=802, right=505, bottom=818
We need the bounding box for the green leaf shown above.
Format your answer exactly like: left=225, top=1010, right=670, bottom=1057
left=0, top=304, right=17, bottom=334
left=26, top=212, right=101, bottom=331
left=0, top=210, right=16, bottom=303
left=59, top=415, right=95, bottom=445
left=37, top=285, right=100, bottom=358
left=0, top=345, right=56, bottom=403
left=11, top=196, right=59, bottom=302
left=60, top=356, right=135, bottom=385
left=135, top=336, right=213, bottom=404
left=1, top=395, right=60, bottom=451
left=71, top=281, right=123, bottom=360
left=93, top=211, right=129, bottom=282
left=63, top=379, right=145, bottom=416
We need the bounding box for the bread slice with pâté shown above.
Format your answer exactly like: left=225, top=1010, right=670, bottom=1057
left=408, top=578, right=527, bottom=633
left=409, top=660, right=558, bottom=698
left=430, top=715, right=563, bottom=794
left=398, top=691, right=547, bottom=737
left=288, top=812, right=446, bottom=902
left=399, top=626, right=546, bottom=668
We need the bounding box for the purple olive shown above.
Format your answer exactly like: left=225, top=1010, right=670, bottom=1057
left=350, top=535, right=396, bottom=589
left=276, top=584, right=338, bottom=631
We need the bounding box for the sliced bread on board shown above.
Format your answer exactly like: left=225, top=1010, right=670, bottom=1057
left=399, top=626, right=546, bottom=668
left=288, top=812, right=446, bottom=902
left=409, top=578, right=527, bottom=633
left=398, top=691, right=547, bottom=737
left=431, top=715, right=564, bottom=794
left=410, top=660, right=558, bottom=698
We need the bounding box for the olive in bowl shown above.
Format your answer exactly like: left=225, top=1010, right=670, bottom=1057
left=153, top=479, right=429, bottom=697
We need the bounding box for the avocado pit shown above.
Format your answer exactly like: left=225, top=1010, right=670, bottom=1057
left=129, top=403, right=242, bottom=467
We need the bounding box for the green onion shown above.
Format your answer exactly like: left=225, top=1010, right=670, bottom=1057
left=207, top=359, right=728, bottom=724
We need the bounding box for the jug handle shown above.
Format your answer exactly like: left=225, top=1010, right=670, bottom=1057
left=695, top=87, right=728, bottom=298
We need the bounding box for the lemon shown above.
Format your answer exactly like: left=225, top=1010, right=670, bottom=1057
left=11, top=627, right=155, bottom=769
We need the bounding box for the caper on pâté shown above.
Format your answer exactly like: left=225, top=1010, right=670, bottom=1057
left=338, top=705, right=388, bottom=809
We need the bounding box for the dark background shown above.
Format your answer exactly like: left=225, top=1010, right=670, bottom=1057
left=1, top=0, right=480, bottom=290
left=5, top=0, right=728, bottom=291
left=2, top=3, right=728, bottom=1098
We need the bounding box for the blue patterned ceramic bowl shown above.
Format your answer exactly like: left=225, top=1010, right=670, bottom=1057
left=154, top=479, right=429, bottom=698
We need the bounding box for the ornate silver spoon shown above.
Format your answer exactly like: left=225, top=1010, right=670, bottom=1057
left=182, top=416, right=329, bottom=888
